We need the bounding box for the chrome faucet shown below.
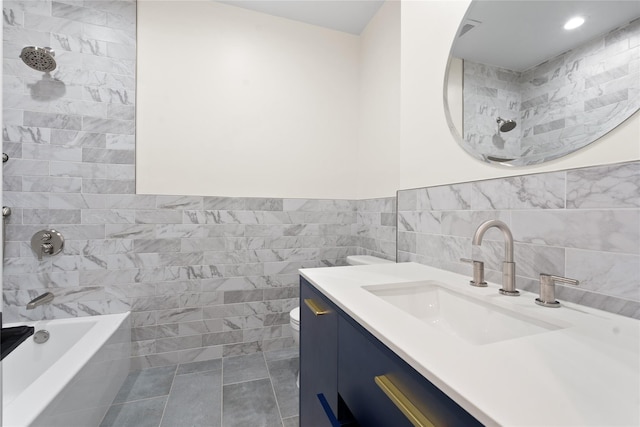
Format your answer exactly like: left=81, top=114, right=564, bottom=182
left=460, top=258, right=487, bottom=287
left=536, top=274, right=579, bottom=307
left=472, top=220, right=519, bottom=296
left=26, top=292, right=54, bottom=310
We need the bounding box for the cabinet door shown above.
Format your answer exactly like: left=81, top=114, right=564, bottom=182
left=338, top=315, right=482, bottom=427
left=300, top=278, right=339, bottom=427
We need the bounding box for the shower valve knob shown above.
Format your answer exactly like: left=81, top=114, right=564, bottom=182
left=31, top=229, right=64, bottom=261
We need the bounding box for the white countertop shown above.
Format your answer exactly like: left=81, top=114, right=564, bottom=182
left=299, top=262, right=640, bottom=426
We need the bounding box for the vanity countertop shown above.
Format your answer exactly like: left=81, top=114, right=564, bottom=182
left=299, top=262, right=640, bottom=426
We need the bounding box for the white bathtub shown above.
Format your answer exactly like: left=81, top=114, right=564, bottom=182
left=3, top=312, right=131, bottom=427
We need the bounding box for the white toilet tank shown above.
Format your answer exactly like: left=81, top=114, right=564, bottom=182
left=346, top=255, right=394, bottom=266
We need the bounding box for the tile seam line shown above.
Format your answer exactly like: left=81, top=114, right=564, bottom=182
left=222, top=374, right=271, bottom=387
left=104, top=393, right=170, bottom=409
left=263, top=351, right=287, bottom=427
left=157, top=364, right=179, bottom=427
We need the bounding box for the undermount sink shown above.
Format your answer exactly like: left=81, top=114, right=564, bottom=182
left=364, top=281, right=563, bottom=345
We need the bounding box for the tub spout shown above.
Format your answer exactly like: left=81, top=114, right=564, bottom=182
left=26, top=292, right=54, bottom=310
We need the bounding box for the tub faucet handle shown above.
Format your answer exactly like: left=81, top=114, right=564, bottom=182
left=42, top=242, right=54, bottom=254
left=31, top=229, right=64, bottom=261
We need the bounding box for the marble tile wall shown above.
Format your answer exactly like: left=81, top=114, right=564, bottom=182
left=463, top=62, right=522, bottom=159
left=463, top=18, right=640, bottom=163
left=3, top=194, right=365, bottom=368
left=3, top=0, right=136, bottom=196
left=397, top=161, right=640, bottom=319
left=354, top=197, right=396, bottom=261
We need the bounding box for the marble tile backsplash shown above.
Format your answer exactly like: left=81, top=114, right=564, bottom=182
left=397, top=161, right=640, bottom=319
left=355, top=197, right=396, bottom=261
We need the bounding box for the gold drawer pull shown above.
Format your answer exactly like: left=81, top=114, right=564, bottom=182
left=374, top=375, right=435, bottom=427
left=304, top=298, right=330, bottom=316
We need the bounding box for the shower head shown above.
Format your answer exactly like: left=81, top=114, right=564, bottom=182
left=496, top=117, right=516, bottom=133
left=20, top=46, right=57, bottom=72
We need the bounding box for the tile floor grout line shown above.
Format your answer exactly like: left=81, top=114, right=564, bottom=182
left=263, top=351, right=287, bottom=427
left=157, top=364, right=179, bottom=427
left=222, top=374, right=270, bottom=387
left=176, top=367, right=221, bottom=376
left=107, top=394, right=171, bottom=407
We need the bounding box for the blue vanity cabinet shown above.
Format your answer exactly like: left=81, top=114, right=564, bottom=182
left=300, top=278, right=340, bottom=427
left=338, top=315, right=483, bottom=427
left=300, top=277, right=482, bottom=427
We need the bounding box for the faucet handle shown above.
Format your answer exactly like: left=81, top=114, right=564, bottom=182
left=31, top=229, right=64, bottom=261
left=460, top=258, right=488, bottom=287
left=536, top=274, right=579, bottom=308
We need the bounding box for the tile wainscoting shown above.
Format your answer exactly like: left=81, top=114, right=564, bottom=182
left=397, top=161, right=640, bottom=319
left=355, top=197, right=396, bottom=261
left=3, top=195, right=396, bottom=368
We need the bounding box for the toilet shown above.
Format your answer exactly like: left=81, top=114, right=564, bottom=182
left=290, top=255, right=394, bottom=388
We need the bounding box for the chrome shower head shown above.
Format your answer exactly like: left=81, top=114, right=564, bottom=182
left=20, top=46, right=57, bottom=72
left=496, top=117, right=516, bottom=133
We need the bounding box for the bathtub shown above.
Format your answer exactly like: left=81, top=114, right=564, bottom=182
left=3, top=312, right=131, bottom=427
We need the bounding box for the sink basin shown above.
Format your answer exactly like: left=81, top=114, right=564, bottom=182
left=364, top=281, right=563, bottom=345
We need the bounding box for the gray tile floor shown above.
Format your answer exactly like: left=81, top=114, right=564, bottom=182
left=100, top=349, right=299, bottom=427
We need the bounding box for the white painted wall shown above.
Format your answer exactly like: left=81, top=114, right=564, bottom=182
left=356, top=0, right=401, bottom=199
left=138, top=0, right=639, bottom=198
left=399, top=0, right=640, bottom=190
left=446, top=57, right=463, bottom=135
left=137, top=1, right=360, bottom=198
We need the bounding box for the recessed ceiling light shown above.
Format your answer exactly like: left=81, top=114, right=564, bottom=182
left=564, top=16, right=585, bottom=30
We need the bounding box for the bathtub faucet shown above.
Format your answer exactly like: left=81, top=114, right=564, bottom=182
left=26, top=292, right=54, bottom=310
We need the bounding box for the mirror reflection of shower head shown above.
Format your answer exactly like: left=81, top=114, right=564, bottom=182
left=496, top=117, right=516, bottom=133
left=20, top=46, right=57, bottom=72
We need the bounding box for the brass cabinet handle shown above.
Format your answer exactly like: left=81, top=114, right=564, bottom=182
left=374, top=375, right=435, bottom=427
left=304, top=298, right=330, bottom=316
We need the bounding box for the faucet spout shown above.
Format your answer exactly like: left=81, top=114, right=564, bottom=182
left=26, top=292, right=54, bottom=310
left=472, top=220, right=519, bottom=296
left=472, top=219, right=514, bottom=262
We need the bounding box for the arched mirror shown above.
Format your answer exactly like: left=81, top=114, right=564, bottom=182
left=444, top=0, right=640, bottom=166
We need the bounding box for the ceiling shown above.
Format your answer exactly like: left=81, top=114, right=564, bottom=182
left=451, top=0, right=640, bottom=71
left=217, top=0, right=385, bottom=35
